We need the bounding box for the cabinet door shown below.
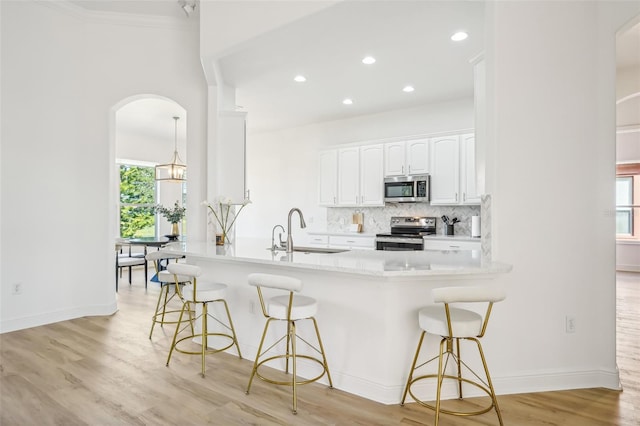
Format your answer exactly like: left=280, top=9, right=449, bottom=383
left=430, top=135, right=460, bottom=205
left=337, top=147, right=360, bottom=205
left=384, top=141, right=406, bottom=176
left=460, top=133, right=481, bottom=204
left=406, top=138, right=429, bottom=175
left=318, top=150, right=338, bottom=206
left=359, top=144, right=384, bottom=206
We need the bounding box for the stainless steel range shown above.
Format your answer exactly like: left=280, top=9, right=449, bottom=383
left=375, top=216, right=436, bottom=251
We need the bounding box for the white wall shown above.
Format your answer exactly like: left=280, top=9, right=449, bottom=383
left=0, top=1, right=207, bottom=332
left=481, top=0, right=640, bottom=393
left=238, top=98, right=474, bottom=241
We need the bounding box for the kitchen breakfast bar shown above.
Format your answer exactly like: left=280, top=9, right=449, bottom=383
left=165, top=238, right=512, bottom=404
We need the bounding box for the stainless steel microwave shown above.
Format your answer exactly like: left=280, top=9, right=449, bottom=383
left=384, top=175, right=430, bottom=203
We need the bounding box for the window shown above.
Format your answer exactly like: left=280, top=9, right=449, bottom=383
left=616, top=176, right=633, bottom=235
left=119, top=164, right=156, bottom=238
left=616, top=163, right=640, bottom=239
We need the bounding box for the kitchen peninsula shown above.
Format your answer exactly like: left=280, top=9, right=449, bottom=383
left=166, top=238, right=511, bottom=404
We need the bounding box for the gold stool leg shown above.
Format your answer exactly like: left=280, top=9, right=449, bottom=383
left=149, top=283, right=168, bottom=339
left=455, top=337, right=463, bottom=399
left=474, top=337, right=504, bottom=425
left=201, top=302, right=208, bottom=378
left=401, top=331, right=426, bottom=405
left=246, top=318, right=274, bottom=394
left=167, top=301, right=189, bottom=366
left=159, top=283, right=171, bottom=325
left=311, top=317, right=333, bottom=388
left=434, top=337, right=448, bottom=426
left=290, top=320, right=298, bottom=414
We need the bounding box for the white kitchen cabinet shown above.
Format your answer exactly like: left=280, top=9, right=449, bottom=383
left=406, top=139, right=429, bottom=175
left=384, top=139, right=428, bottom=177
left=429, top=135, right=460, bottom=205
left=337, top=147, right=360, bottom=205
left=330, top=235, right=375, bottom=250
left=319, top=150, right=338, bottom=206
left=307, top=233, right=375, bottom=250
left=429, top=133, right=480, bottom=205
left=359, top=144, right=384, bottom=206
left=307, top=234, right=329, bottom=248
left=460, top=133, right=481, bottom=204
left=325, top=145, right=383, bottom=207
left=424, top=239, right=480, bottom=251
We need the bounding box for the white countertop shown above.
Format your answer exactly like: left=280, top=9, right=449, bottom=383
left=165, top=238, right=510, bottom=278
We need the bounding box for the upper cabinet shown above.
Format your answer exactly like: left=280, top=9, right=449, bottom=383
left=460, top=133, right=481, bottom=204
left=384, top=139, right=429, bottom=177
left=429, top=133, right=480, bottom=205
left=359, top=144, right=385, bottom=206
left=319, top=144, right=384, bottom=207
left=318, top=132, right=479, bottom=207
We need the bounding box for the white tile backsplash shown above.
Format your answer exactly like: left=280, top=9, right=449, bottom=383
left=327, top=204, right=480, bottom=236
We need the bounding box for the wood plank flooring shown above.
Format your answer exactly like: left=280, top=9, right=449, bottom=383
left=1, top=270, right=638, bottom=425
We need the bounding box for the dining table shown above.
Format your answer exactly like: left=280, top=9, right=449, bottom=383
left=127, top=237, right=184, bottom=284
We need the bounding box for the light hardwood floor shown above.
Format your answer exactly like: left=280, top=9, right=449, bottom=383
left=1, top=270, right=638, bottom=425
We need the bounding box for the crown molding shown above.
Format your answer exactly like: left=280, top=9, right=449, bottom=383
left=38, top=0, right=197, bottom=31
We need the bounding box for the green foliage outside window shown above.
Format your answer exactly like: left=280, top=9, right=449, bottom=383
left=120, top=165, right=155, bottom=238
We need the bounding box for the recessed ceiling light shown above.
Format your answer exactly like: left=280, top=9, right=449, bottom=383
left=451, top=31, right=468, bottom=41
left=343, top=98, right=353, bottom=105
left=294, top=75, right=306, bottom=82
left=403, top=86, right=415, bottom=93
left=362, top=56, right=376, bottom=65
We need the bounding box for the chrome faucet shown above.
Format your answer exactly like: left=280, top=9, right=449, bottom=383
left=286, top=208, right=307, bottom=253
left=271, top=224, right=286, bottom=251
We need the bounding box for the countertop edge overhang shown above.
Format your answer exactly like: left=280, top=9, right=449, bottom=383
left=164, top=239, right=512, bottom=280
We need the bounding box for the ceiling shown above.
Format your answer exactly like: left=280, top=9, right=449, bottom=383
left=69, top=0, right=639, bottom=134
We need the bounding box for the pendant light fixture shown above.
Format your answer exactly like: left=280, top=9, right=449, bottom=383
left=155, top=116, right=186, bottom=182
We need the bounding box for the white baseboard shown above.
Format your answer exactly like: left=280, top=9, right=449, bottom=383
left=237, top=344, right=622, bottom=404
left=0, top=302, right=118, bottom=334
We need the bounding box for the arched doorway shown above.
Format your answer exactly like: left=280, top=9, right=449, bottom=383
left=112, top=95, right=188, bottom=240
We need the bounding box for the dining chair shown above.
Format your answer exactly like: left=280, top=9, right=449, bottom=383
left=115, top=239, right=147, bottom=291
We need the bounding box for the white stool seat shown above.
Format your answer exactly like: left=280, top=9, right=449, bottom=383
left=419, top=306, right=483, bottom=338
left=182, top=282, right=227, bottom=302
left=157, top=270, right=191, bottom=284
left=268, top=295, right=317, bottom=320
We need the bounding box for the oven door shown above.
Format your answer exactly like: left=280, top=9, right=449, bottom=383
left=376, top=237, right=424, bottom=251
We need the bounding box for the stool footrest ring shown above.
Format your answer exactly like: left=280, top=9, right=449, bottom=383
left=406, top=374, right=496, bottom=417
left=255, top=354, right=328, bottom=386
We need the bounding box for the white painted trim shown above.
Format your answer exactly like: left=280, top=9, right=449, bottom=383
left=40, top=0, right=197, bottom=31
left=0, top=302, right=118, bottom=334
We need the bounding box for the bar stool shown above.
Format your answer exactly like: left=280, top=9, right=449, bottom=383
left=165, top=263, right=242, bottom=377
left=246, top=273, right=333, bottom=414
left=401, top=286, right=506, bottom=425
left=145, top=250, right=189, bottom=339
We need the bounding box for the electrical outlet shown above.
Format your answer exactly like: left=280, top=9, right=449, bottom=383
left=12, top=282, right=23, bottom=295
left=565, top=316, right=576, bottom=333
